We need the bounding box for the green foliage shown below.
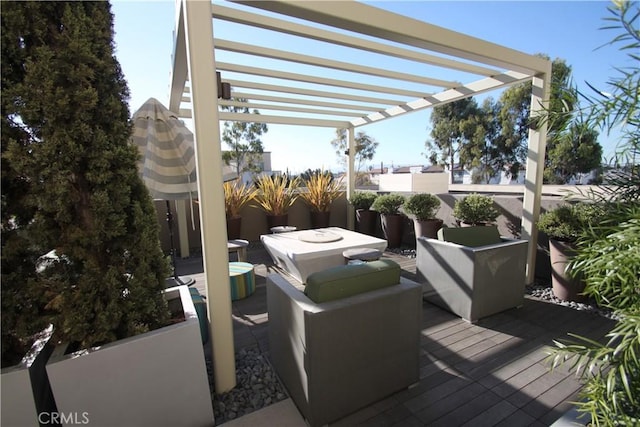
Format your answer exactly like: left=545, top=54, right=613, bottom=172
left=299, top=170, right=344, bottom=213
left=221, top=98, right=268, bottom=177
left=545, top=3, right=640, bottom=424
left=1, top=2, right=169, bottom=354
left=452, top=193, right=499, bottom=225
left=572, top=203, right=640, bottom=310
left=331, top=128, right=379, bottom=172
left=223, top=180, right=257, bottom=219
left=537, top=203, right=604, bottom=242
left=371, top=194, right=406, bottom=215
left=253, top=174, right=300, bottom=216
left=349, top=191, right=378, bottom=210
left=403, top=193, right=441, bottom=221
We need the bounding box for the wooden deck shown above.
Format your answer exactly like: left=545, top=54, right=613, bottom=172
left=179, top=244, right=614, bottom=426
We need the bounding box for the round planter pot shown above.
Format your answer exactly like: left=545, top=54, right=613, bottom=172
left=549, top=239, right=585, bottom=302
left=226, top=216, right=242, bottom=240
left=380, top=213, right=404, bottom=248
left=413, top=219, right=443, bottom=239
left=310, top=211, right=330, bottom=229
left=266, top=214, right=289, bottom=230
left=356, top=209, right=378, bottom=236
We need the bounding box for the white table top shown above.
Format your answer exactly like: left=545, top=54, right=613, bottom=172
left=260, top=227, right=387, bottom=261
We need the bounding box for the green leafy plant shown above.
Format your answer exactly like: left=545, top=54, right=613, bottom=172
left=349, top=191, right=378, bottom=210
left=452, top=193, right=498, bottom=225
left=537, top=203, right=604, bottom=242
left=371, top=194, right=406, bottom=215
left=298, top=171, right=344, bottom=213
left=546, top=2, right=640, bottom=424
left=254, top=174, right=300, bottom=216
left=223, top=180, right=257, bottom=219
left=403, top=193, right=441, bottom=221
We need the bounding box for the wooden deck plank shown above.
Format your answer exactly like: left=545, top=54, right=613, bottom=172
left=175, top=243, right=616, bottom=426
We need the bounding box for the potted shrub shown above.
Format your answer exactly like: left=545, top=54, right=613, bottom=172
left=349, top=191, right=378, bottom=235
left=224, top=179, right=257, bottom=239
left=299, top=171, right=344, bottom=228
left=537, top=203, right=602, bottom=302
left=403, top=193, right=443, bottom=239
left=371, top=194, right=406, bottom=248
left=254, top=174, right=301, bottom=229
left=1, top=3, right=213, bottom=425
left=453, top=193, right=499, bottom=226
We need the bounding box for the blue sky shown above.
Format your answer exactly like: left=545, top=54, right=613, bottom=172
left=112, top=1, right=630, bottom=174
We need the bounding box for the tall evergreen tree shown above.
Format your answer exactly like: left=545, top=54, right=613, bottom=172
left=1, top=1, right=169, bottom=351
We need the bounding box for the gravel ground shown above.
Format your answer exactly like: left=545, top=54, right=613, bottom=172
left=206, top=347, right=288, bottom=425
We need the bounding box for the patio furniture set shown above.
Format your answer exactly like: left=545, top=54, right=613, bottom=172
left=237, top=225, right=528, bottom=426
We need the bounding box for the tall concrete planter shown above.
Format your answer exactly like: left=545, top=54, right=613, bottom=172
left=1, top=325, right=57, bottom=427
left=46, top=285, right=214, bottom=427
left=549, top=239, right=585, bottom=302
left=381, top=213, right=405, bottom=248
left=356, top=209, right=378, bottom=236
left=413, top=218, right=443, bottom=239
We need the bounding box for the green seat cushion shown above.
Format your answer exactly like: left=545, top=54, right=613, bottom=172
left=438, top=225, right=502, bottom=247
left=304, top=259, right=400, bottom=303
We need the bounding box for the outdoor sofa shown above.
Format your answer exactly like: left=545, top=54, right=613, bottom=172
left=266, top=259, right=422, bottom=427
left=416, top=226, right=527, bottom=323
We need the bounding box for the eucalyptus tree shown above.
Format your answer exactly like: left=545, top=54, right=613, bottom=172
left=425, top=98, right=485, bottom=183
left=221, top=98, right=268, bottom=177
left=330, top=128, right=378, bottom=185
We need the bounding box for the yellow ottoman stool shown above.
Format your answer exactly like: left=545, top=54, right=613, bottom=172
left=229, top=262, right=256, bottom=301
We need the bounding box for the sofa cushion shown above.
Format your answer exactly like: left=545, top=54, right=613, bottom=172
left=304, top=259, right=401, bottom=303
left=438, top=226, right=502, bottom=247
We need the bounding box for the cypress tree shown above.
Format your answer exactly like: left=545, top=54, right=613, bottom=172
left=1, top=1, right=169, bottom=353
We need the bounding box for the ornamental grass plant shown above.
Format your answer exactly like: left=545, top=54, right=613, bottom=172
left=299, top=171, right=344, bottom=213
left=223, top=180, right=257, bottom=219
left=254, top=174, right=300, bottom=216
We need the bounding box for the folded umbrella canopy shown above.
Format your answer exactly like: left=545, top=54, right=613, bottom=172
left=131, top=97, right=198, bottom=201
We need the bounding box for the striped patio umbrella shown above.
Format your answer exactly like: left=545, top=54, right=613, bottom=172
left=131, top=97, right=198, bottom=201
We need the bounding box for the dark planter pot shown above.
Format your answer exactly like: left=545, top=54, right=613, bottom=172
left=413, top=219, right=443, bottom=239
left=380, top=213, right=405, bottom=248
left=226, top=216, right=242, bottom=240
left=356, top=209, right=378, bottom=236
left=310, top=211, right=330, bottom=229
left=549, top=239, right=585, bottom=302
left=266, top=214, right=289, bottom=230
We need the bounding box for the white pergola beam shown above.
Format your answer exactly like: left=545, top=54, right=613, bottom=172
left=351, top=70, right=533, bottom=127
left=219, top=99, right=367, bottom=117
left=215, top=39, right=460, bottom=89
left=225, top=79, right=405, bottom=105
left=212, top=4, right=500, bottom=77
left=218, top=63, right=429, bottom=99
left=230, top=92, right=383, bottom=112
left=240, top=1, right=550, bottom=75
left=219, top=111, right=351, bottom=128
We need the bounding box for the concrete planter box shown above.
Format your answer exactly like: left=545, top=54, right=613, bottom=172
left=1, top=325, right=56, bottom=427
left=46, top=285, right=214, bottom=427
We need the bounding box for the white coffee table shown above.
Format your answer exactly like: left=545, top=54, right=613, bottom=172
left=260, top=227, right=387, bottom=283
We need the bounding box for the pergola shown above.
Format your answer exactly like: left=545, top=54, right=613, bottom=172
left=169, top=0, right=551, bottom=392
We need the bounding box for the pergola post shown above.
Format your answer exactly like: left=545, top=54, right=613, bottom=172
left=521, top=71, right=552, bottom=285
left=180, top=0, right=236, bottom=392
left=347, top=126, right=356, bottom=230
